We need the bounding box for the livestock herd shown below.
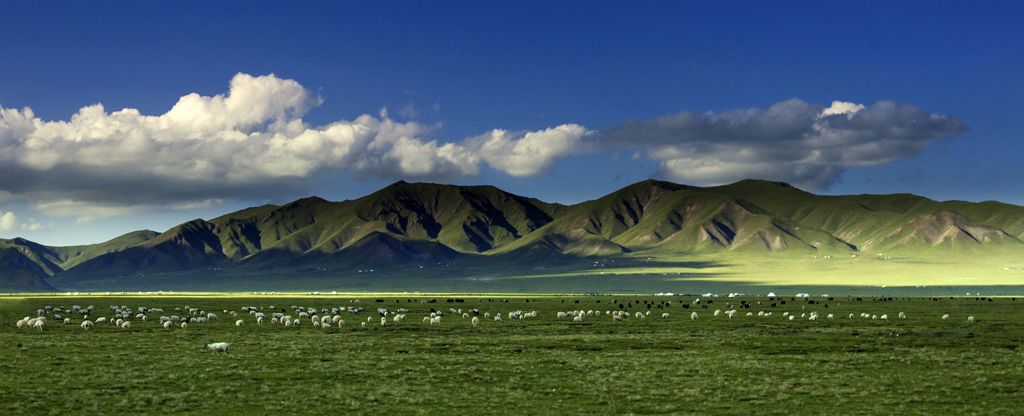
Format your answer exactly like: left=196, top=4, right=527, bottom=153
left=12, top=296, right=983, bottom=338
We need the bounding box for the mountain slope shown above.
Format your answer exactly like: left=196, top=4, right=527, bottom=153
left=7, top=178, right=1024, bottom=291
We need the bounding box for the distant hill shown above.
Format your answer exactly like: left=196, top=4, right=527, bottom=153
left=3, top=179, right=1024, bottom=292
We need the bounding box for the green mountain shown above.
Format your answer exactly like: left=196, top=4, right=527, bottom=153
left=4, top=179, right=1024, bottom=291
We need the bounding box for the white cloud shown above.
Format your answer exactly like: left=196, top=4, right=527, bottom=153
left=603, top=99, right=966, bottom=189
left=0, top=209, right=47, bottom=233
left=0, top=73, right=593, bottom=221
left=467, top=124, right=595, bottom=177
left=0, top=211, right=17, bottom=232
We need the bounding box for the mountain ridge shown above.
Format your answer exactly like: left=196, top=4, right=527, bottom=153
left=4, top=179, right=1024, bottom=291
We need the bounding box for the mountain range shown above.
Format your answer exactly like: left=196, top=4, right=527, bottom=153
left=3, top=179, right=1023, bottom=292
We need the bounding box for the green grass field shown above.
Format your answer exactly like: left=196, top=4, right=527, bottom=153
left=3, top=294, right=1023, bottom=414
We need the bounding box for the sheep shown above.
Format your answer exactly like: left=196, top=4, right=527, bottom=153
left=494, top=316, right=503, bottom=323
left=942, top=314, right=950, bottom=320
left=662, top=313, right=670, bottom=319
left=16, top=319, right=28, bottom=329
left=967, top=316, right=975, bottom=323
left=573, top=315, right=583, bottom=323
left=81, top=320, right=94, bottom=330
left=898, top=312, right=906, bottom=319
left=33, top=319, right=45, bottom=330
left=471, top=317, right=479, bottom=326
left=880, top=314, right=888, bottom=320
left=163, top=321, right=172, bottom=329
left=235, top=319, right=244, bottom=327
left=202, top=342, right=230, bottom=353
left=691, top=312, right=699, bottom=321
left=322, top=323, right=331, bottom=329
left=121, top=321, right=131, bottom=329
left=95, top=317, right=107, bottom=325
left=826, top=314, right=834, bottom=319
left=557, top=311, right=567, bottom=319
left=788, top=315, right=795, bottom=321
left=181, top=322, right=188, bottom=330
left=380, top=317, right=387, bottom=328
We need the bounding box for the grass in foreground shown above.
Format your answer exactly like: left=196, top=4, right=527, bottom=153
left=2, top=294, right=1023, bottom=414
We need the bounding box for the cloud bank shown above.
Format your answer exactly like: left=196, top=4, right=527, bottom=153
left=603, top=99, right=967, bottom=189
left=0, top=73, right=966, bottom=223
left=0, top=73, right=593, bottom=219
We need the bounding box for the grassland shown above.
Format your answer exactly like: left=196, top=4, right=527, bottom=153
left=3, top=293, right=1024, bottom=414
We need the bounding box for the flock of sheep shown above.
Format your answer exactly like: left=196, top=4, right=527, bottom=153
left=13, top=298, right=982, bottom=341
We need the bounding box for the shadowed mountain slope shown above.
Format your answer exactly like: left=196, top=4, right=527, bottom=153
left=5, top=179, right=1023, bottom=291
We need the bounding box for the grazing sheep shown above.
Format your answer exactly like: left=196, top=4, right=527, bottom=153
left=81, top=320, right=94, bottom=330
left=714, top=310, right=722, bottom=317
left=121, top=321, right=131, bottom=329
left=613, top=315, right=622, bottom=322
left=691, top=312, right=698, bottom=321
left=573, top=315, right=583, bottom=323
left=788, top=315, right=795, bottom=321
left=235, top=319, right=244, bottom=327
left=471, top=317, right=479, bottom=326
left=898, top=312, right=906, bottom=319
left=880, top=314, right=888, bottom=320
left=826, top=314, right=834, bottom=319
left=163, top=321, right=172, bottom=329
left=181, top=322, right=188, bottom=330
left=967, top=316, right=975, bottom=323
left=942, top=314, right=950, bottom=320
left=33, top=320, right=45, bottom=330
left=202, top=342, right=230, bottom=353
left=494, top=316, right=503, bottom=323
left=662, top=313, right=670, bottom=319
left=557, top=311, right=567, bottom=319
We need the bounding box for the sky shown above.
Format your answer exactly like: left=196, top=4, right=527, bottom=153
left=0, top=1, right=1021, bottom=246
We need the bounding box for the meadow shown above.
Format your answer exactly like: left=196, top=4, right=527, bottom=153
left=2, top=293, right=1023, bottom=415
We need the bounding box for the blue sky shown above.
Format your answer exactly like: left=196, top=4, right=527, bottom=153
left=0, top=1, right=1021, bottom=246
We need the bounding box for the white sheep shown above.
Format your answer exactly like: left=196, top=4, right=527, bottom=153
left=898, top=312, right=906, bottom=319
left=691, top=312, right=698, bottom=321
left=181, top=322, right=188, bottom=330
left=121, top=321, right=131, bottom=329
left=163, top=321, right=172, bottom=329
left=235, top=319, right=244, bottom=327
left=942, top=314, right=950, bottom=320
left=471, top=317, right=479, bottom=326
left=202, top=342, right=230, bottom=353
left=573, top=315, right=583, bottom=323
left=81, top=320, right=94, bottom=330
left=662, top=313, right=670, bottom=319
left=967, top=316, right=975, bottom=323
